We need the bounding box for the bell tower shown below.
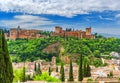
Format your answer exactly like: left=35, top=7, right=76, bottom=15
left=86, top=27, right=91, bottom=35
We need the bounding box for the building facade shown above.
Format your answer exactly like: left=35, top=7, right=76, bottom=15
left=51, top=26, right=95, bottom=39
left=5, top=26, right=44, bottom=40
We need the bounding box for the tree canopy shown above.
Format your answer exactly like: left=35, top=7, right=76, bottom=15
left=8, top=36, right=120, bottom=63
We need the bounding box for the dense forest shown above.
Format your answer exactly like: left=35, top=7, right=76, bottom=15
left=8, top=36, right=120, bottom=64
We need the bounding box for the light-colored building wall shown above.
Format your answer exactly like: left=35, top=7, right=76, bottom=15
left=5, top=26, right=43, bottom=40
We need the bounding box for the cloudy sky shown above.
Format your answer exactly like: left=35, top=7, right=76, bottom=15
left=0, top=0, right=120, bottom=37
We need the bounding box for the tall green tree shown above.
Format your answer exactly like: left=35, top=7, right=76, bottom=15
left=83, top=62, right=87, bottom=77
left=36, top=63, right=42, bottom=75
left=48, top=67, right=51, bottom=76
left=69, top=59, right=74, bottom=81
left=56, top=66, right=58, bottom=72
left=78, top=55, right=83, bottom=81
left=86, top=64, right=91, bottom=77
left=109, top=71, right=113, bottom=78
left=22, top=65, right=26, bottom=82
left=34, top=62, right=37, bottom=73
left=83, top=57, right=91, bottom=77
left=60, top=63, right=65, bottom=81
left=0, top=30, right=13, bottom=83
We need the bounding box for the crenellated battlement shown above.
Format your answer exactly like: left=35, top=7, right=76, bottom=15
left=51, top=26, right=95, bottom=39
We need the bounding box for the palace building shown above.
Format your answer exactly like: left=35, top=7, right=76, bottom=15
left=5, top=26, right=95, bottom=40
left=51, top=26, right=95, bottom=39
left=5, top=26, right=45, bottom=40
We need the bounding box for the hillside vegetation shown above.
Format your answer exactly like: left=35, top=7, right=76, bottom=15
left=8, top=36, right=120, bottom=63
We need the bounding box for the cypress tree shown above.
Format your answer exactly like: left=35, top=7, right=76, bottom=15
left=78, top=55, right=83, bottom=81
left=56, top=66, right=58, bottom=72
left=86, top=64, right=91, bottom=77
left=48, top=67, right=51, bottom=76
left=22, top=64, right=26, bottom=82
left=34, top=62, right=37, bottom=73
left=69, top=59, right=74, bottom=81
left=0, top=30, right=13, bottom=83
left=60, top=63, right=63, bottom=74
left=84, top=62, right=87, bottom=77
left=109, top=71, right=113, bottom=78
left=27, top=75, right=31, bottom=80
left=36, top=63, right=42, bottom=75
left=60, top=63, right=65, bottom=81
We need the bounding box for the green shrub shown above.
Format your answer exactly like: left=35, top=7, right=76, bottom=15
left=92, top=58, right=103, bottom=67
left=102, top=63, right=108, bottom=66
left=33, top=72, right=61, bottom=82
left=13, top=68, right=23, bottom=82
left=13, top=68, right=30, bottom=82
left=87, top=78, right=93, bottom=82
left=118, top=77, right=120, bottom=81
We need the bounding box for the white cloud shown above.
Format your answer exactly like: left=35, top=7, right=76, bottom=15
left=99, top=15, right=113, bottom=20
left=0, top=0, right=120, bottom=17
left=0, top=15, right=56, bottom=29
left=115, top=14, right=120, bottom=25
left=115, top=14, right=120, bottom=18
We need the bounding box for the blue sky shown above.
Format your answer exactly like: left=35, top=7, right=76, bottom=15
left=0, top=0, right=120, bottom=37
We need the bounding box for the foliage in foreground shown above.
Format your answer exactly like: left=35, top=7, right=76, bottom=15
left=0, top=30, right=13, bottom=83
left=33, top=72, right=61, bottom=82
left=13, top=68, right=23, bottom=82
left=13, top=68, right=31, bottom=82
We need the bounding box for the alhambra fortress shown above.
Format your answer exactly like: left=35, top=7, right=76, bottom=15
left=5, top=26, right=44, bottom=40
left=51, top=26, right=95, bottom=39
left=5, top=26, right=95, bottom=40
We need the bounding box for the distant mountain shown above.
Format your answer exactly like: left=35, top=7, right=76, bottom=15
left=0, top=26, right=9, bottom=30
left=0, top=26, right=3, bottom=29
left=0, top=27, right=11, bottom=33
left=98, top=33, right=120, bottom=38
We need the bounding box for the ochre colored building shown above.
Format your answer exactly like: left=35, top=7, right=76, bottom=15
left=5, top=26, right=43, bottom=40
left=51, top=26, right=95, bottom=39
